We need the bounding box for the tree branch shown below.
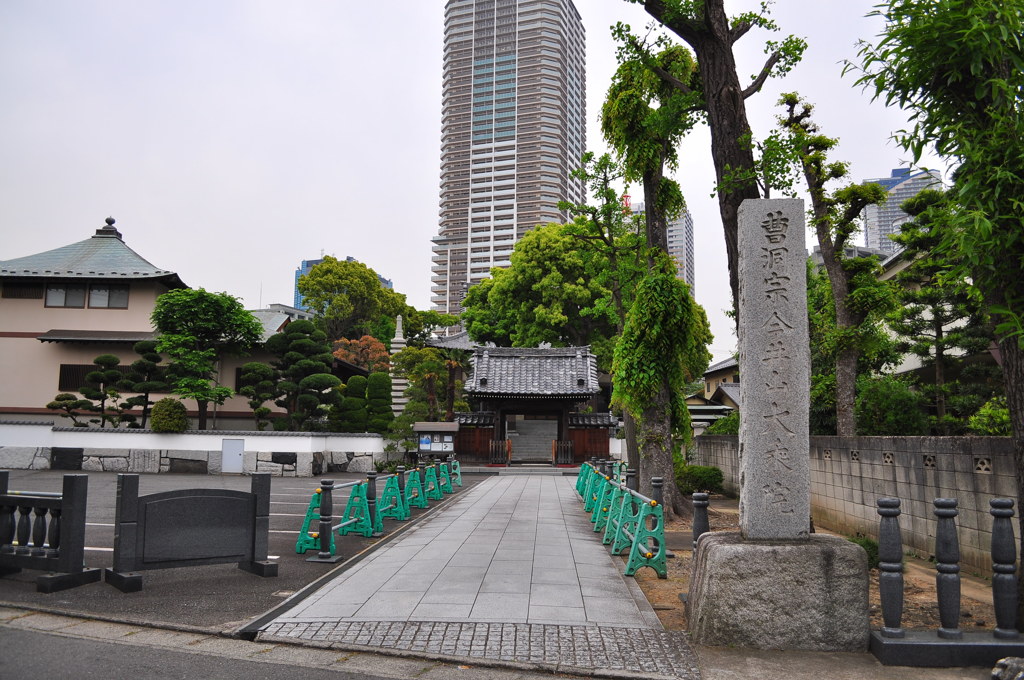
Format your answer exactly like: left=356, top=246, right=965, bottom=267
left=625, top=34, right=694, bottom=96
left=741, top=51, right=782, bottom=99
left=644, top=0, right=704, bottom=46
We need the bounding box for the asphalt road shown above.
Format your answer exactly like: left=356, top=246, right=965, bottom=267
left=0, top=625, right=560, bottom=680
left=0, top=469, right=485, bottom=633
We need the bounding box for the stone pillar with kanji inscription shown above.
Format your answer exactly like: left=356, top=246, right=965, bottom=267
left=685, top=199, right=869, bottom=652
left=737, top=200, right=810, bottom=540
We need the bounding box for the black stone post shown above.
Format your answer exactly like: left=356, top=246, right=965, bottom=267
left=651, top=477, right=663, bottom=506
left=314, top=480, right=334, bottom=561
left=877, top=497, right=905, bottom=638
left=397, top=466, right=406, bottom=495
left=626, top=468, right=638, bottom=493
left=692, top=493, right=710, bottom=545
left=933, top=498, right=962, bottom=640
left=990, top=498, right=1020, bottom=639
left=367, top=472, right=382, bottom=537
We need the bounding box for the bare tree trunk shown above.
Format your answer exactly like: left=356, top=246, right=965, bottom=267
left=197, top=400, right=208, bottom=431
left=624, top=411, right=640, bottom=470
left=835, top=347, right=858, bottom=437
left=1000, top=338, right=1024, bottom=624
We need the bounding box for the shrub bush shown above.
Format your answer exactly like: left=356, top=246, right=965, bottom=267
left=150, top=397, right=188, bottom=433
left=676, top=464, right=724, bottom=495
left=848, top=534, right=880, bottom=570
left=968, top=396, right=1012, bottom=436
left=855, top=375, right=930, bottom=436
left=705, top=410, right=738, bottom=434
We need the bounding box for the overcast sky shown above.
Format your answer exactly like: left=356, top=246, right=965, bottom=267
left=0, top=1, right=938, bottom=361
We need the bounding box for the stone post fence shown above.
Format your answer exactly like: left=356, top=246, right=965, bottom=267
left=692, top=434, right=1019, bottom=577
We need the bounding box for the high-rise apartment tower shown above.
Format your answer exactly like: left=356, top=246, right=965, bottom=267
left=862, top=168, right=943, bottom=254
left=431, top=0, right=586, bottom=318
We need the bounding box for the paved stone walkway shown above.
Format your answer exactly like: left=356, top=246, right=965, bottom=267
left=259, top=475, right=701, bottom=678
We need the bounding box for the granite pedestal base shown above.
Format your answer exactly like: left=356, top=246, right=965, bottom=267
left=687, top=531, right=869, bottom=652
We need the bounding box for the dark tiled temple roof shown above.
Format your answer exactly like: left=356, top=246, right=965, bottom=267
left=568, top=412, right=617, bottom=427
left=0, top=220, right=185, bottom=287
left=465, top=346, right=599, bottom=398
left=455, top=411, right=495, bottom=426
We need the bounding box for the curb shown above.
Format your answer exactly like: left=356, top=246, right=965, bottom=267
left=258, top=631, right=686, bottom=680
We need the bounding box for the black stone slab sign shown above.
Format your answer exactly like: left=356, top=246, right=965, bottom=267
left=105, top=473, right=278, bottom=592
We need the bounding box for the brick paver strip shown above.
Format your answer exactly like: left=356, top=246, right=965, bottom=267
left=259, top=620, right=701, bottom=679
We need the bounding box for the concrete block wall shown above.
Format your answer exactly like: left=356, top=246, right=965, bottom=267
left=693, top=434, right=1019, bottom=576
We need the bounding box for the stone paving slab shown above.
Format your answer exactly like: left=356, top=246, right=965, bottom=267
left=270, top=475, right=660, bottom=628
left=259, top=620, right=701, bottom=679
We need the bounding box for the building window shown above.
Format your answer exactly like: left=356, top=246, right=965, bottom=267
left=89, top=284, right=129, bottom=308
left=45, top=283, right=87, bottom=308
left=45, top=283, right=128, bottom=309
left=1, top=281, right=45, bottom=299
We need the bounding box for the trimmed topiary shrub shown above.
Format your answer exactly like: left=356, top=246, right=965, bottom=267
left=150, top=397, right=189, bottom=433
left=366, top=372, right=394, bottom=434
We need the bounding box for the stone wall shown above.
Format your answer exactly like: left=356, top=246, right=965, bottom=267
left=0, top=422, right=385, bottom=477
left=692, top=434, right=1019, bottom=576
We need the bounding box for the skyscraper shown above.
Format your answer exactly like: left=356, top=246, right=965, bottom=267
left=431, top=0, right=586, bottom=318
left=627, top=199, right=696, bottom=294
left=862, top=168, right=943, bottom=254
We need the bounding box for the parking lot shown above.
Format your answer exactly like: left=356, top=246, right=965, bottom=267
left=0, top=468, right=481, bottom=632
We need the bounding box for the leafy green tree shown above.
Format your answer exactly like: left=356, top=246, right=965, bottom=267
left=774, top=94, right=897, bottom=435
left=855, top=375, right=930, bottom=436
left=889, top=190, right=1000, bottom=434
left=613, top=261, right=712, bottom=518
left=390, top=346, right=468, bottom=424
left=559, top=152, right=647, bottom=468
left=968, top=396, right=1012, bottom=437
left=366, top=372, right=394, bottom=434
left=806, top=260, right=899, bottom=435
left=297, top=256, right=398, bottom=341
left=119, top=340, right=168, bottom=429
left=619, top=0, right=806, bottom=309
left=705, top=410, right=739, bottom=435
left=461, top=223, right=618, bottom=369
left=601, top=39, right=714, bottom=517
left=151, top=288, right=263, bottom=430
left=334, top=375, right=368, bottom=433
left=852, top=0, right=1024, bottom=615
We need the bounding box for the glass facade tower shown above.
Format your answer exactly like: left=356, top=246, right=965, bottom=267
left=431, top=0, right=586, bottom=318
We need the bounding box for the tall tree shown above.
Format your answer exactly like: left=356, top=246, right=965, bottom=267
left=601, top=41, right=714, bottom=517
left=889, top=189, right=999, bottom=434
left=297, top=256, right=391, bottom=341
left=559, top=152, right=647, bottom=469
left=774, top=94, right=897, bottom=435
left=851, top=0, right=1024, bottom=616
left=621, top=0, right=806, bottom=309
left=151, top=288, right=262, bottom=430
left=461, top=223, right=619, bottom=368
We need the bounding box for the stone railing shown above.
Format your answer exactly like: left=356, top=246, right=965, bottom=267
left=692, top=434, right=1018, bottom=576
